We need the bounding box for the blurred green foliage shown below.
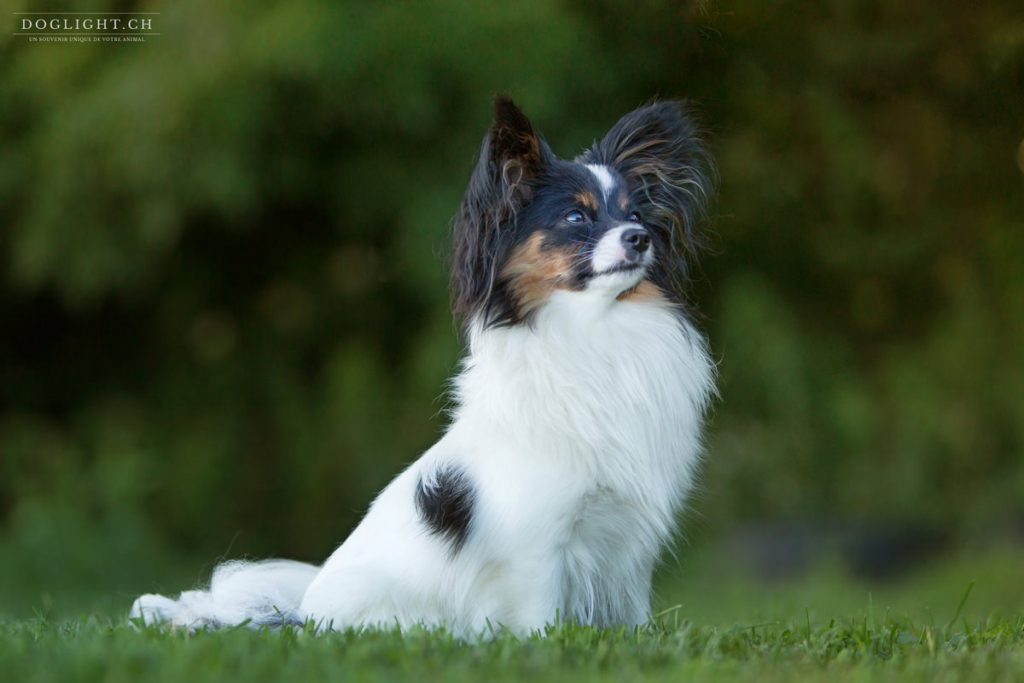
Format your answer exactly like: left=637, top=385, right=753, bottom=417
left=1, top=0, right=1022, bottom=605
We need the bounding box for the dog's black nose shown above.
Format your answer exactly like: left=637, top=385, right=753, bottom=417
left=621, top=228, right=650, bottom=257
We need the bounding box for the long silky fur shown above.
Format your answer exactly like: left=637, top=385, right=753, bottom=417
left=579, top=100, right=716, bottom=300
left=450, top=97, right=555, bottom=328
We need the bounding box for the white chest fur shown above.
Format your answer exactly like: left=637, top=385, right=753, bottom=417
left=446, top=289, right=715, bottom=626
left=454, top=290, right=713, bottom=490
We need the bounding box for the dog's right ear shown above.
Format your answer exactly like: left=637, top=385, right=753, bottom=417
left=450, top=96, right=551, bottom=327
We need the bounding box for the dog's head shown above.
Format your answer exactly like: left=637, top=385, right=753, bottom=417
left=451, top=97, right=714, bottom=328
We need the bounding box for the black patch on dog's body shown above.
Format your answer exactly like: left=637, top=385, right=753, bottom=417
left=416, top=465, right=475, bottom=553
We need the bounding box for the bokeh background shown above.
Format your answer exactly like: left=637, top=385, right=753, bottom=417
left=2, top=1, right=1023, bottom=620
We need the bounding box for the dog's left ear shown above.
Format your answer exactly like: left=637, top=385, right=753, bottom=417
left=451, top=97, right=552, bottom=327
left=581, top=101, right=715, bottom=261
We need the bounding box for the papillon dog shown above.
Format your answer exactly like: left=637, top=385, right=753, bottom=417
left=131, top=96, right=716, bottom=636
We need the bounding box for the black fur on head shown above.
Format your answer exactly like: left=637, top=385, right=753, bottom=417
left=450, top=96, right=554, bottom=325
left=450, top=97, right=714, bottom=329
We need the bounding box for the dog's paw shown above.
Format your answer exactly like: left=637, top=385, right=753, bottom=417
left=130, top=593, right=192, bottom=628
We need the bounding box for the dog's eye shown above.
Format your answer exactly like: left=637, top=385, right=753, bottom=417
left=627, top=211, right=642, bottom=223
left=564, top=209, right=587, bottom=225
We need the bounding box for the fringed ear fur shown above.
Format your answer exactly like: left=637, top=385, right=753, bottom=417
left=580, top=101, right=715, bottom=270
left=450, top=96, right=551, bottom=325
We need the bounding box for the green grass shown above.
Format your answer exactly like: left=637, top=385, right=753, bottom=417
left=3, top=613, right=1022, bottom=683
left=4, top=545, right=1023, bottom=682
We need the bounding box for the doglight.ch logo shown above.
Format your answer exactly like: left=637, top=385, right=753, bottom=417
left=14, top=11, right=159, bottom=43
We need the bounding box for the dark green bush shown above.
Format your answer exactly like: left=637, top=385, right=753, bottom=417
left=0, top=1, right=1021, bottom=606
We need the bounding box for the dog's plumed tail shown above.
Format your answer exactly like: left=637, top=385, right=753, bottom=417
left=130, top=560, right=319, bottom=629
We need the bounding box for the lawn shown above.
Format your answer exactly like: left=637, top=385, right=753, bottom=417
left=4, top=613, right=1022, bottom=683
left=4, top=545, right=1022, bottom=682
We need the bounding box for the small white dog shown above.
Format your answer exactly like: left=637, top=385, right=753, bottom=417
left=132, top=97, right=715, bottom=636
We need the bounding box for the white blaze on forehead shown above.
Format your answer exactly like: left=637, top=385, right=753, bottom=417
left=584, top=164, right=616, bottom=202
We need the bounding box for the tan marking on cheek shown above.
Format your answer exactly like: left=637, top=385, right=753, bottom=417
left=617, top=280, right=666, bottom=303
left=619, top=193, right=629, bottom=211
left=502, top=234, right=578, bottom=316
left=575, top=192, right=599, bottom=212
